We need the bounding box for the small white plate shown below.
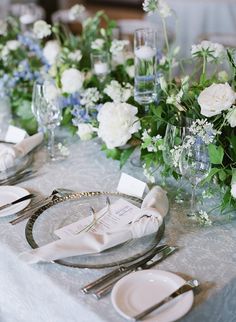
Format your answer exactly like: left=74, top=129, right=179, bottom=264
left=111, top=270, right=194, bottom=322
left=0, top=186, right=31, bottom=217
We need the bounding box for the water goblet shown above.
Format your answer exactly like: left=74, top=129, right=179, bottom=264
left=32, top=80, right=62, bottom=161
left=179, top=137, right=211, bottom=217
left=90, top=52, right=110, bottom=82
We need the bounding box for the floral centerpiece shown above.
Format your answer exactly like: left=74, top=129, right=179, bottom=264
left=2, top=1, right=236, bottom=212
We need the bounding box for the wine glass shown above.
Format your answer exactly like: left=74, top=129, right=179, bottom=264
left=32, top=80, right=62, bottom=161
left=179, top=136, right=211, bottom=217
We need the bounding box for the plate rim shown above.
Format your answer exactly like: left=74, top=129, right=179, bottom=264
left=0, top=185, right=31, bottom=217
left=111, top=269, right=194, bottom=322
left=25, top=191, right=165, bottom=269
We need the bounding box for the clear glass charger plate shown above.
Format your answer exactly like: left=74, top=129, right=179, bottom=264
left=25, top=191, right=165, bottom=269
left=0, top=143, right=33, bottom=181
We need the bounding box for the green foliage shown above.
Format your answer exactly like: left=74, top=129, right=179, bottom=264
left=208, top=144, right=224, bottom=165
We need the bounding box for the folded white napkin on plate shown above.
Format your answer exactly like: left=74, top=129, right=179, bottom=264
left=19, top=186, right=168, bottom=264
left=0, top=133, right=43, bottom=171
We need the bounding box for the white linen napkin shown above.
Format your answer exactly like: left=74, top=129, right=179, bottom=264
left=0, top=133, right=43, bottom=171
left=19, top=186, right=168, bottom=264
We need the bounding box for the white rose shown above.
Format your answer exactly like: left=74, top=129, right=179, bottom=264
left=226, top=107, right=236, bottom=127
left=77, top=123, right=94, bottom=141
left=68, top=50, right=82, bottom=62
left=135, top=45, right=155, bottom=60
left=198, top=83, right=236, bottom=117
left=0, top=20, right=7, bottom=36
left=43, top=41, right=60, bottom=65
left=97, top=102, right=140, bottom=149
left=231, top=183, right=236, bottom=198
left=61, top=68, right=84, bottom=94
left=33, top=20, right=51, bottom=39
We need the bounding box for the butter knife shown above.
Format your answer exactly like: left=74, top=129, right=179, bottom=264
left=81, top=244, right=169, bottom=294
left=93, top=246, right=177, bottom=299
left=0, top=193, right=35, bottom=212
left=132, top=279, right=199, bottom=321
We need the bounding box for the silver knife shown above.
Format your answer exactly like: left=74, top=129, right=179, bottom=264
left=131, top=279, right=199, bottom=321
left=93, top=246, right=177, bottom=299
left=81, top=244, right=169, bottom=294
left=0, top=193, right=35, bottom=212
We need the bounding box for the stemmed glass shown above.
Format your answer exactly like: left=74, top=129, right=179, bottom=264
left=179, top=136, right=211, bottom=217
left=31, top=80, right=62, bottom=161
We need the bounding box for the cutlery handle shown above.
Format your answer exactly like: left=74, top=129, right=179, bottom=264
left=93, top=270, right=132, bottom=299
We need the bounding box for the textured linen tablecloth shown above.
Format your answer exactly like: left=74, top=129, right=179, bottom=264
left=0, top=139, right=236, bottom=322
left=145, top=0, right=236, bottom=57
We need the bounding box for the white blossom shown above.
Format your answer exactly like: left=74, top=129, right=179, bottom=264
left=77, top=123, right=94, bottom=141
left=198, top=83, right=236, bottom=117
left=97, top=102, right=140, bottom=149
left=166, top=91, right=185, bottom=111
left=226, top=106, right=236, bottom=128
left=218, top=70, right=229, bottom=82
left=1, top=40, right=21, bottom=59
left=43, top=40, right=60, bottom=65
left=104, top=80, right=133, bottom=103
left=126, top=65, right=135, bottom=78
left=68, top=4, right=85, bottom=21
left=33, top=20, right=51, bottom=39
left=0, top=20, right=7, bottom=36
left=188, top=119, right=219, bottom=144
left=68, top=50, right=82, bottom=63
left=110, top=40, right=129, bottom=54
left=91, top=38, right=105, bottom=51
left=61, top=68, right=84, bottom=94
left=191, top=41, right=225, bottom=61
left=143, top=0, right=172, bottom=18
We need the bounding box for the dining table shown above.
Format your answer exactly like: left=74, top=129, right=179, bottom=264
left=0, top=137, right=236, bottom=322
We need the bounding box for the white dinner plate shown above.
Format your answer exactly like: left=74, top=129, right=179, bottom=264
left=0, top=186, right=31, bottom=217
left=111, top=270, right=194, bottom=322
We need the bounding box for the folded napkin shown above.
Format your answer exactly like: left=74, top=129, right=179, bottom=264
left=0, top=133, right=43, bottom=171
left=19, top=186, right=169, bottom=264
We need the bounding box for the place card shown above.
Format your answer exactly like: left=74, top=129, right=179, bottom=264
left=117, top=172, right=149, bottom=198
left=54, top=198, right=141, bottom=239
left=5, top=125, right=27, bottom=143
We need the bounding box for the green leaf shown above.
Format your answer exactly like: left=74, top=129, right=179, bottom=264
left=120, top=147, right=135, bottom=168
left=218, top=169, right=227, bottom=182
left=221, top=188, right=232, bottom=211
left=208, top=144, right=224, bottom=164
left=16, top=100, right=34, bottom=120
left=200, top=167, right=220, bottom=186
left=101, top=144, right=121, bottom=160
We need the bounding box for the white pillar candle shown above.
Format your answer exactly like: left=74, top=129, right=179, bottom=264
left=94, top=62, right=108, bottom=75
left=135, top=45, right=156, bottom=60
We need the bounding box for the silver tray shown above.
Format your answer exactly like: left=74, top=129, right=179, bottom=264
left=0, top=143, right=33, bottom=181
left=25, top=191, right=165, bottom=269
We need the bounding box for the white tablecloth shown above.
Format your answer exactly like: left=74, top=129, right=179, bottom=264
left=145, top=0, right=236, bottom=57
left=0, top=139, right=236, bottom=322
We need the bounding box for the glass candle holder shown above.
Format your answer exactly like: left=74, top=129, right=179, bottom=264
left=134, top=28, right=158, bottom=105
left=90, top=52, right=110, bottom=82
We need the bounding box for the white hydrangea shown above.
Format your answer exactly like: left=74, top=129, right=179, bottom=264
left=0, top=20, right=7, bottom=36
left=91, top=38, right=105, bottom=51
left=33, top=20, right=51, bottom=39
left=104, top=80, right=133, bottom=103
left=61, top=68, right=84, bottom=94
left=97, top=102, right=140, bottom=149
left=68, top=50, right=82, bottom=62
left=1, top=40, right=21, bottom=59
left=68, top=4, right=85, bottom=21
left=191, top=41, right=225, bottom=61
left=43, top=40, right=60, bottom=65
left=80, top=87, right=100, bottom=109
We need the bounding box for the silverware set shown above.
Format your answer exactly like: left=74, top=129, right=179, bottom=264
left=81, top=245, right=178, bottom=299
left=0, top=168, right=37, bottom=186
